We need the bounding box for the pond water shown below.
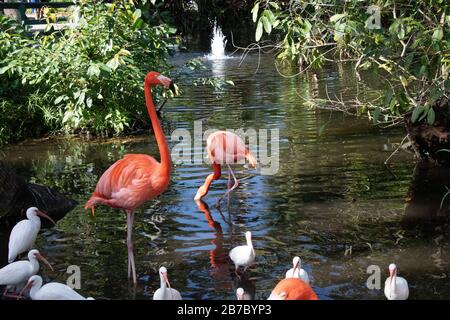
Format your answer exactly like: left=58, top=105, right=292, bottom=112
left=1, top=53, right=449, bottom=300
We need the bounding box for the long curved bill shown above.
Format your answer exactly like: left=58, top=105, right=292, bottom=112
left=162, top=272, right=175, bottom=299
left=36, top=252, right=54, bottom=271
left=18, top=281, right=33, bottom=300
left=37, top=210, right=56, bottom=226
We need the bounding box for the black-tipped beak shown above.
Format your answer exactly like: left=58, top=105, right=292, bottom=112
left=169, top=81, right=176, bottom=94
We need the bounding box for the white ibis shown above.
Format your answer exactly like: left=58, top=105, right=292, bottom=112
left=236, top=288, right=244, bottom=300
left=20, top=275, right=94, bottom=300
left=153, top=266, right=182, bottom=300
left=0, top=249, right=53, bottom=298
left=8, top=207, right=56, bottom=263
left=285, top=256, right=310, bottom=284
left=384, top=263, right=409, bottom=300
left=229, top=231, right=255, bottom=275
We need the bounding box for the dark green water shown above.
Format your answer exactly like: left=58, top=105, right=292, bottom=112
left=1, top=53, right=449, bottom=300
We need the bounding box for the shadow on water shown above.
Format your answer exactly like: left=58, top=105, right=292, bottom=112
left=0, top=53, right=449, bottom=300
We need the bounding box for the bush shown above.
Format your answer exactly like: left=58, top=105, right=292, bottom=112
left=250, top=1, right=450, bottom=127
left=0, top=1, right=178, bottom=144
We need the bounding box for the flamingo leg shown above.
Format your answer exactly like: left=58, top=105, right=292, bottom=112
left=126, top=210, right=137, bottom=284
left=216, top=164, right=239, bottom=208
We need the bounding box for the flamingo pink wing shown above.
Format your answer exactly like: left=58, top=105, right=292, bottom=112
left=93, top=154, right=165, bottom=210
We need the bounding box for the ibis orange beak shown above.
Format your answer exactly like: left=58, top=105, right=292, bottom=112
left=37, top=210, right=56, bottom=226
left=19, top=280, right=33, bottom=299
left=36, top=252, right=54, bottom=271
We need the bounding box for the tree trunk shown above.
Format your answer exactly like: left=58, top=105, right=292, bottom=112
left=404, top=95, right=450, bottom=166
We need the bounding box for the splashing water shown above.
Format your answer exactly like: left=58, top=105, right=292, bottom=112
left=207, top=21, right=228, bottom=60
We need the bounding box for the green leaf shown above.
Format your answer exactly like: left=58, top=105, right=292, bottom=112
left=432, top=28, right=444, bottom=41
left=133, top=9, right=142, bottom=21
left=411, top=106, right=424, bottom=123
left=330, top=13, right=347, bottom=23
left=98, top=63, right=112, bottom=73
left=372, top=107, right=381, bottom=123
left=427, top=107, right=435, bottom=125
left=262, top=16, right=272, bottom=34
left=0, top=66, right=10, bottom=74
left=255, top=20, right=263, bottom=41
left=132, top=18, right=144, bottom=30
left=269, top=2, right=279, bottom=10
left=252, top=2, right=260, bottom=23
left=54, top=96, right=65, bottom=104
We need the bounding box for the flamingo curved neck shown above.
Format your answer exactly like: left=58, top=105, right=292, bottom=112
left=144, top=82, right=171, bottom=178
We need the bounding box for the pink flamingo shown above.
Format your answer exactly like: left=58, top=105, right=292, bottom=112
left=84, top=71, right=175, bottom=284
left=194, top=131, right=257, bottom=204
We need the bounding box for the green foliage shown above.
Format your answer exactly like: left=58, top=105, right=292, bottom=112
left=251, top=0, right=450, bottom=125
left=0, top=1, right=178, bottom=144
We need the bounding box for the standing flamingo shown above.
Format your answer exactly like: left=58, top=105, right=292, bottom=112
left=84, top=71, right=175, bottom=284
left=0, top=249, right=53, bottom=298
left=285, top=256, right=310, bottom=284
left=268, top=278, right=318, bottom=300
left=8, top=207, right=56, bottom=263
left=194, top=131, right=257, bottom=204
left=384, top=263, right=409, bottom=300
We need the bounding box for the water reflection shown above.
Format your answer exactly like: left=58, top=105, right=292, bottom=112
left=0, top=53, right=449, bottom=300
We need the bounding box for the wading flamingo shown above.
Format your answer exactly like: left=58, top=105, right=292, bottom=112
left=268, top=278, right=318, bottom=300
left=194, top=131, right=257, bottom=205
left=285, top=256, right=310, bottom=284
left=153, top=266, right=182, bottom=300
left=384, top=263, right=409, bottom=300
left=8, top=207, right=56, bottom=263
left=0, top=249, right=53, bottom=299
left=229, top=231, right=255, bottom=276
left=84, top=71, right=175, bottom=284
left=21, top=275, right=94, bottom=300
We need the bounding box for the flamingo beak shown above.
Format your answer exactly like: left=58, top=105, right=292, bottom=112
left=19, top=280, right=33, bottom=299
left=37, top=210, right=56, bottom=226
left=156, top=75, right=175, bottom=93
left=36, top=253, right=54, bottom=271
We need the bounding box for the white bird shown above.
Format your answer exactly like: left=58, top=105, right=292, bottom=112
left=384, top=263, right=409, bottom=300
left=229, top=231, right=255, bottom=275
left=8, top=207, right=56, bottom=263
left=153, top=266, right=182, bottom=300
left=21, top=275, right=94, bottom=300
left=236, top=288, right=244, bottom=300
left=285, top=256, right=310, bottom=284
left=0, top=249, right=53, bottom=298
